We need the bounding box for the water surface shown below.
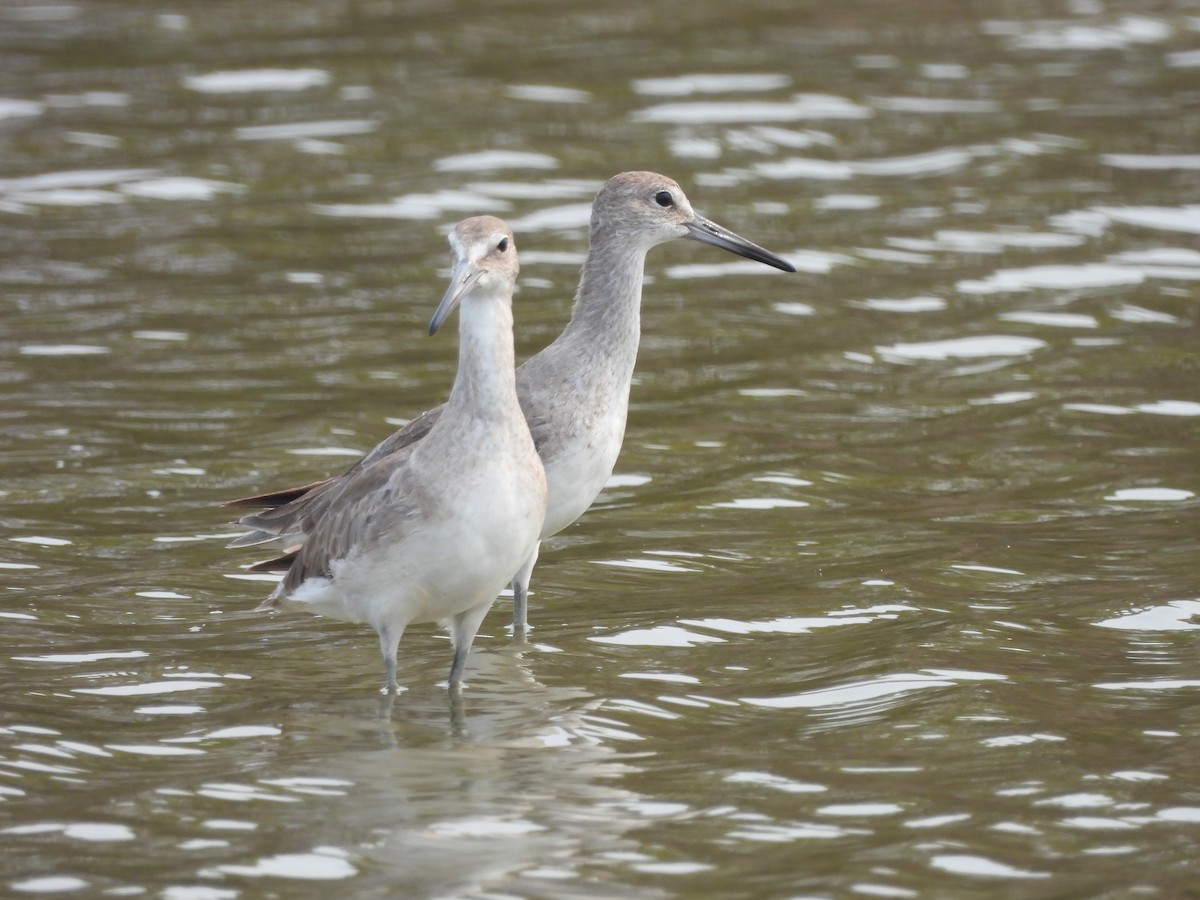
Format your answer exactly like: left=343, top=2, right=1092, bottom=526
left=3, top=1, right=1199, bottom=897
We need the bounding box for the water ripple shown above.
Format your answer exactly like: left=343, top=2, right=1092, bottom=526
left=742, top=670, right=1005, bottom=710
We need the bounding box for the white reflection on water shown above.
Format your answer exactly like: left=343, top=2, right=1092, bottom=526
left=620, top=672, right=699, bottom=684
left=970, top=391, right=1036, bottom=406
left=981, top=733, right=1065, bottom=748
left=814, top=193, right=880, bottom=210
left=818, top=802, right=904, bottom=816
left=725, top=771, right=826, bottom=794
left=745, top=675, right=949, bottom=709
left=434, top=150, right=558, bottom=172
left=428, top=817, right=546, bottom=837
left=870, top=96, right=1000, bottom=114
left=851, top=296, right=945, bottom=313
left=506, top=201, right=593, bottom=232
left=1034, top=792, right=1113, bottom=809
left=0, top=98, right=44, bottom=119
left=683, top=605, right=916, bottom=638
left=285, top=446, right=363, bottom=457
left=1, top=167, right=247, bottom=207
left=708, top=498, right=809, bottom=510
left=73, top=680, right=224, bottom=696
left=1065, top=400, right=1200, bottom=417
left=1109, top=305, right=1183, bottom=324
left=668, top=249, right=850, bottom=279
left=2, top=822, right=135, bottom=842
left=603, top=473, right=651, bottom=489
left=1096, top=600, right=1200, bottom=631
left=634, top=94, right=872, bottom=125
left=726, top=820, right=860, bottom=842
left=758, top=147, right=975, bottom=181
left=754, top=474, right=813, bottom=487
left=505, top=84, right=591, bottom=103
left=201, top=725, right=282, bottom=740
left=930, top=853, right=1049, bottom=879
left=1095, top=679, right=1200, bottom=691
left=1101, top=153, right=1200, bottom=170
left=0, top=167, right=155, bottom=192
left=876, top=335, right=1046, bottom=363
left=905, top=812, right=972, bottom=829
left=1106, top=247, right=1200, bottom=280
left=591, top=556, right=701, bottom=574
left=183, top=68, right=331, bottom=93
left=207, top=847, right=357, bottom=880
left=235, top=119, right=377, bottom=142
left=464, top=179, right=595, bottom=200
left=851, top=146, right=974, bottom=177
left=755, top=158, right=843, bottom=181
left=1092, top=205, right=1200, bottom=236
left=957, top=263, right=1144, bottom=294
left=743, top=670, right=1007, bottom=710
left=985, top=15, right=1170, bottom=51
left=916, top=229, right=1085, bottom=253
left=4, top=187, right=123, bottom=206
left=14, top=650, right=148, bottom=663
left=589, top=626, right=725, bottom=647
left=1104, top=487, right=1194, bottom=502
left=1168, top=49, right=1200, bottom=68
left=10, top=535, right=72, bottom=546
left=19, top=343, right=110, bottom=355
left=122, top=177, right=245, bottom=200
left=633, top=74, right=792, bottom=96
left=314, top=189, right=506, bottom=220
left=105, top=744, right=205, bottom=757
left=1136, top=400, right=1200, bottom=416
left=999, top=311, right=1098, bottom=329
left=10, top=876, right=90, bottom=893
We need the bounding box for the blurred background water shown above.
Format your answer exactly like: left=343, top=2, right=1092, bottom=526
left=2, top=0, right=1199, bottom=897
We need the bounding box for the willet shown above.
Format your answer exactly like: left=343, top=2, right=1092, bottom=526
left=229, top=171, right=794, bottom=633
left=241, top=216, right=546, bottom=692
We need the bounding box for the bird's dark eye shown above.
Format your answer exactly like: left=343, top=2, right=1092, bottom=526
left=497, top=237, right=510, bottom=252
left=654, top=190, right=674, bottom=208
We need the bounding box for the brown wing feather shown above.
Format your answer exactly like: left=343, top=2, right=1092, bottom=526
left=223, top=405, right=445, bottom=513
left=224, top=406, right=446, bottom=552
left=276, top=449, right=420, bottom=596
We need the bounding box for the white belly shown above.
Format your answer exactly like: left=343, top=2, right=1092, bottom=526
left=540, top=408, right=626, bottom=538
left=283, top=454, right=544, bottom=631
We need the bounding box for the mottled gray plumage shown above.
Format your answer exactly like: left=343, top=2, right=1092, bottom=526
left=229, top=172, right=795, bottom=633
left=245, top=216, right=546, bottom=691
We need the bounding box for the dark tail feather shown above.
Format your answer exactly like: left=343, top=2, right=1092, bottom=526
left=247, top=548, right=300, bottom=574
left=222, top=478, right=330, bottom=509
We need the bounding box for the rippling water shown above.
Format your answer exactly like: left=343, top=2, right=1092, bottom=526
left=3, top=1, right=1199, bottom=897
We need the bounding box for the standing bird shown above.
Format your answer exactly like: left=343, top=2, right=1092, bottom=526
left=229, top=172, right=795, bottom=634
left=242, top=217, right=546, bottom=692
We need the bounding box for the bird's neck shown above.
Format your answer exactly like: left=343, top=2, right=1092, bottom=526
left=448, top=295, right=519, bottom=419
left=559, top=229, right=647, bottom=365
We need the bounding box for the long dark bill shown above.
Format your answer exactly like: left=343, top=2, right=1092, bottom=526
left=685, top=216, right=797, bottom=273
left=429, top=264, right=482, bottom=335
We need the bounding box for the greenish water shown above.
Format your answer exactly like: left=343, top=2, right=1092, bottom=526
left=3, top=1, right=1199, bottom=897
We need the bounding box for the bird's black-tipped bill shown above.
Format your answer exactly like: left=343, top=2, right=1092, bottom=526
left=429, top=267, right=482, bottom=335
left=685, top=217, right=796, bottom=273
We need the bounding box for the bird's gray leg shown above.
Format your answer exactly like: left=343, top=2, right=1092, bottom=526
left=379, top=623, right=403, bottom=693
left=448, top=602, right=493, bottom=689
left=510, top=542, right=540, bottom=638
